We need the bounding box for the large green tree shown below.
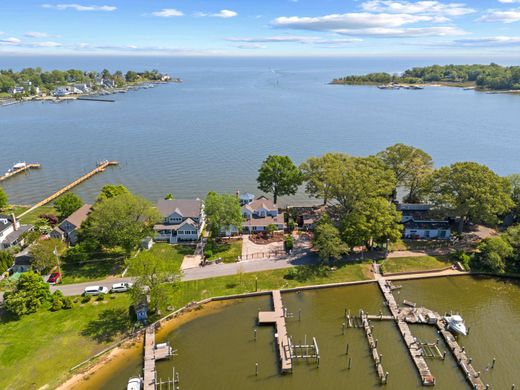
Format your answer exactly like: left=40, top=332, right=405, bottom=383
left=342, top=198, right=402, bottom=249
left=507, top=174, right=520, bottom=222
left=30, top=238, right=66, bottom=273
left=0, top=186, right=8, bottom=210
left=96, top=184, right=130, bottom=202
left=300, top=153, right=350, bottom=205
left=81, top=192, right=160, bottom=254
left=257, top=155, right=303, bottom=204
left=3, top=272, right=51, bottom=317
left=205, top=192, right=243, bottom=237
left=54, top=192, right=83, bottom=219
left=0, top=251, right=14, bottom=274
left=327, top=156, right=396, bottom=215
left=428, top=162, right=513, bottom=232
left=376, top=143, right=433, bottom=203
left=472, top=236, right=513, bottom=274
left=313, top=217, right=349, bottom=262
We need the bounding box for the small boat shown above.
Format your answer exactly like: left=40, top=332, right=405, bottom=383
left=444, top=314, right=467, bottom=336
left=5, top=162, right=27, bottom=175
left=127, top=377, right=143, bottom=390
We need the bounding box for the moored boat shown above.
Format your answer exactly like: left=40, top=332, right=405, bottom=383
left=127, top=377, right=143, bottom=390
left=444, top=314, right=467, bottom=336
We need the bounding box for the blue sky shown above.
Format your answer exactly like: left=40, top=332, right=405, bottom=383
left=1, top=0, right=520, bottom=56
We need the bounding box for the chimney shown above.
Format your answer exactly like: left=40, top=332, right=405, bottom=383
left=11, top=213, right=18, bottom=231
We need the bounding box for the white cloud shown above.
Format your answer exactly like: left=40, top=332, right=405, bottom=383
left=0, top=37, right=22, bottom=45
left=42, top=4, right=117, bottom=11
left=498, top=0, right=520, bottom=3
left=24, top=31, right=59, bottom=38
left=361, top=1, right=475, bottom=17
left=226, top=35, right=362, bottom=45
left=233, top=43, right=266, bottom=49
left=337, top=26, right=466, bottom=36
left=151, top=8, right=184, bottom=17
left=478, top=8, right=520, bottom=23
left=453, top=36, right=520, bottom=46
left=196, top=9, right=238, bottom=18
left=32, top=41, right=62, bottom=47
left=0, top=37, right=62, bottom=48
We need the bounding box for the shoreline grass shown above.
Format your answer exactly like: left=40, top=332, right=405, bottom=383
left=381, top=255, right=452, bottom=274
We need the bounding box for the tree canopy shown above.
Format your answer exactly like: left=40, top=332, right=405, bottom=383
left=376, top=144, right=433, bottom=203
left=0, top=251, right=14, bottom=274
left=3, top=272, right=51, bottom=317
left=427, top=162, right=513, bottom=230
left=472, top=236, right=513, bottom=273
left=97, top=184, right=130, bottom=201
left=205, top=192, right=243, bottom=237
left=30, top=238, right=67, bottom=273
left=313, top=217, right=349, bottom=262
left=81, top=192, right=160, bottom=254
left=54, top=192, right=83, bottom=219
left=0, top=186, right=8, bottom=210
left=257, top=155, right=303, bottom=204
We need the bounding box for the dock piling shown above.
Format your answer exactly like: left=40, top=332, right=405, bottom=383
left=492, top=357, right=496, bottom=368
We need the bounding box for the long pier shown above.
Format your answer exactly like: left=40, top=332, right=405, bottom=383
left=17, top=161, right=118, bottom=219
left=360, top=310, right=387, bottom=384
left=143, top=326, right=174, bottom=390
left=0, top=163, right=41, bottom=182
left=258, top=290, right=292, bottom=373
left=375, top=277, right=485, bottom=389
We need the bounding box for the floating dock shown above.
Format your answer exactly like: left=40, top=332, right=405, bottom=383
left=17, top=160, right=118, bottom=219
left=0, top=163, right=41, bottom=182
left=258, top=290, right=292, bottom=373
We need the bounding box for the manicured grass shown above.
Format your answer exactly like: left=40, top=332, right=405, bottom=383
left=0, top=295, right=132, bottom=390
left=390, top=239, right=451, bottom=252
left=61, top=257, right=125, bottom=285
left=126, top=243, right=194, bottom=277
left=381, top=255, right=452, bottom=274
left=13, top=205, right=57, bottom=225
left=205, top=240, right=242, bottom=263
left=166, top=261, right=372, bottom=309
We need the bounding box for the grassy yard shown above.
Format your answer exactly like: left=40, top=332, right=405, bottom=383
left=60, top=257, right=125, bottom=285
left=381, top=255, right=452, bottom=274
left=12, top=205, right=57, bottom=225
left=204, top=239, right=242, bottom=263
left=390, top=239, right=451, bottom=252
left=0, top=294, right=132, bottom=390
left=126, top=243, right=195, bottom=276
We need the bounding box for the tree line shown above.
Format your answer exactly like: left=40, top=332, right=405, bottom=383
left=255, top=145, right=517, bottom=262
left=0, top=67, right=165, bottom=95
left=331, top=63, right=520, bottom=90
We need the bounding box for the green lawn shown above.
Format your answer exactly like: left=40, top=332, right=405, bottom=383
left=126, top=243, right=194, bottom=277
left=0, top=295, right=132, bottom=390
left=381, top=255, right=452, bottom=274
left=205, top=240, right=242, bottom=263
left=13, top=205, right=57, bottom=225
left=60, top=257, right=125, bottom=285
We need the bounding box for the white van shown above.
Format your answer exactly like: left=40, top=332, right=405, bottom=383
left=84, top=285, right=109, bottom=296
left=111, top=282, right=133, bottom=293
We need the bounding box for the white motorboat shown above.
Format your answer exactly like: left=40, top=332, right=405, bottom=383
left=5, top=162, right=27, bottom=175
left=444, top=314, right=467, bottom=336
left=127, top=377, right=143, bottom=390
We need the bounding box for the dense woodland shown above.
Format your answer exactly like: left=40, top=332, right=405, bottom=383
left=331, top=64, right=520, bottom=90
left=0, top=68, right=165, bottom=95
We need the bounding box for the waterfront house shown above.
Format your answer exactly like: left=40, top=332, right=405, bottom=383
left=242, top=196, right=285, bottom=233
left=50, top=204, right=92, bottom=245
left=9, top=86, right=25, bottom=94
left=238, top=192, right=256, bottom=206
left=53, top=86, right=72, bottom=97
left=0, top=214, right=33, bottom=250
left=154, top=199, right=205, bottom=244
left=73, top=83, right=91, bottom=93
left=397, top=203, right=451, bottom=240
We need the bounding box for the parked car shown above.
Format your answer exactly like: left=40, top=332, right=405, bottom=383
left=111, top=282, right=133, bottom=293
left=47, top=272, right=61, bottom=284
left=84, top=285, right=109, bottom=296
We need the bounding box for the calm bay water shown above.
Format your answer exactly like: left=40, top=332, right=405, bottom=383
left=71, top=276, right=520, bottom=390
left=0, top=56, right=519, bottom=205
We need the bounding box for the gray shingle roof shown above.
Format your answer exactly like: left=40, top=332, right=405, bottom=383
left=156, top=199, right=202, bottom=219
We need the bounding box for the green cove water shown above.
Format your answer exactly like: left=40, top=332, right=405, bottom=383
left=73, top=276, right=520, bottom=390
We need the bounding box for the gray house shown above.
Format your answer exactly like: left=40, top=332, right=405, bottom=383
left=154, top=199, right=205, bottom=244
left=50, top=204, right=92, bottom=245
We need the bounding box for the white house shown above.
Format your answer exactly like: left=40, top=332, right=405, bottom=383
left=241, top=196, right=285, bottom=233
left=50, top=204, right=92, bottom=245
left=403, top=220, right=451, bottom=240
left=239, top=192, right=255, bottom=206
left=53, top=86, right=72, bottom=97
left=154, top=199, right=205, bottom=244
left=0, top=214, right=33, bottom=250
left=9, top=86, right=25, bottom=94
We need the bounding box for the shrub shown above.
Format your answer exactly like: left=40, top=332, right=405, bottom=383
left=97, top=293, right=105, bottom=301
left=81, top=295, right=91, bottom=303
left=284, top=236, right=294, bottom=251
left=62, top=297, right=73, bottom=309
left=204, top=249, right=213, bottom=259
left=51, top=291, right=64, bottom=311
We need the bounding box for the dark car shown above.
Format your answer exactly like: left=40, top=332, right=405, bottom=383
left=48, top=272, right=61, bottom=284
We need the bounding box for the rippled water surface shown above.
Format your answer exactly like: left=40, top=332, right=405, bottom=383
left=0, top=56, right=519, bottom=204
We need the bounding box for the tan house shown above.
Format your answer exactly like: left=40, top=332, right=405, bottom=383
left=50, top=204, right=92, bottom=245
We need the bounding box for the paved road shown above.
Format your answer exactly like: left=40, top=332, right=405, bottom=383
left=51, top=250, right=318, bottom=296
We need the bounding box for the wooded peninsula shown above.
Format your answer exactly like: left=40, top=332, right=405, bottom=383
left=331, top=64, right=520, bottom=91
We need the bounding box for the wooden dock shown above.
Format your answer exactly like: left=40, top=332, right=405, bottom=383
left=360, top=310, right=387, bottom=384
left=258, top=290, right=292, bottom=373
left=377, top=279, right=436, bottom=386
left=143, top=326, right=174, bottom=390
left=17, top=161, right=118, bottom=219
left=0, top=163, right=41, bottom=182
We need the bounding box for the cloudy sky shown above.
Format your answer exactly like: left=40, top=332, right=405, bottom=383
left=1, top=0, right=520, bottom=56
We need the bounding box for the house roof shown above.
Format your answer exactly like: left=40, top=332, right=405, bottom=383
left=243, top=197, right=277, bottom=212
left=404, top=220, right=450, bottom=230
left=243, top=213, right=285, bottom=227
left=3, top=225, right=33, bottom=245
left=397, top=203, right=432, bottom=212
left=63, top=204, right=92, bottom=228
left=240, top=193, right=255, bottom=200
left=0, top=214, right=14, bottom=232
left=157, top=199, right=202, bottom=218
left=154, top=218, right=198, bottom=231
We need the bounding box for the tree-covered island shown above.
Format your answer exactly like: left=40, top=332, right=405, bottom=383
left=331, top=63, right=520, bottom=91
left=0, top=68, right=179, bottom=102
